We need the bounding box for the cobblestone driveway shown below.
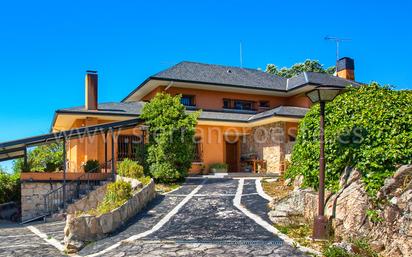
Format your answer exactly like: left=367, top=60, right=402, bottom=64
left=0, top=178, right=309, bottom=257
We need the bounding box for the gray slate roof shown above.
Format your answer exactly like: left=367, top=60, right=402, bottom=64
left=57, top=102, right=308, bottom=122
left=149, top=61, right=361, bottom=92
left=152, top=61, right=287, bottom=91
left=57, top=102, right=145, bottom=116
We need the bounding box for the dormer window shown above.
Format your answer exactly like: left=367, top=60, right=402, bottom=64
left=180, top=95, right=196, bottom=106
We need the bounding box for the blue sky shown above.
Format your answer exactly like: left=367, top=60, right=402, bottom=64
left=0, top=0, right=411, bottom=171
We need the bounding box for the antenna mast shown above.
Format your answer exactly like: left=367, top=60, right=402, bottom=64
left=324, top=36, right=351, bottom=61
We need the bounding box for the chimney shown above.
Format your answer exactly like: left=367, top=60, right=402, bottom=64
left=336, top=57, right=355, bottom=80
left=85, top=70, right=98, bottom=110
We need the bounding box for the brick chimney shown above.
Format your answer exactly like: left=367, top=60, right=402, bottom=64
left=336, top=57, right=355, bottom=80
left=85, top=70, right=98, bottom=110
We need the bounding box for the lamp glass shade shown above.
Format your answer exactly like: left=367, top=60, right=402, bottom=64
left=306, top=88, right=342, bottom=103
left=319, top=89, right=341, bottom=102
left=306, top=90, right=320, bottom=103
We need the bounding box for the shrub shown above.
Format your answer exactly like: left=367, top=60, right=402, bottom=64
left=0, top=170, right=20, bottom=204
left=286, top=83, right=412, bottom=196
left=141, top=93, right=200, bottom=183
left=139, top=176, right=152, bottom=186
left=83, top=160, right=100, bottom=173
left=89, top=180, right=132, bottom=215
left=150, top=162, right=184, bottom=183
left=117, top=158, right=144, bottom=179
left=210, top=163, right=228, bottom=169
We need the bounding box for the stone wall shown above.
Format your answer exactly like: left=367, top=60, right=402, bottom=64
left=268, top=165, right=412, bottom=257
left=21, top=181, right=63, bottom=221
left=64, top=178, right=156, bottom=253
left=241, top=122, right=286, bottom=173
left=66, top=184, right=108, bottom=214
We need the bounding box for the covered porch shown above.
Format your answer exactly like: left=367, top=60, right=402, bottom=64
left=0, top=118, right=146, bottom=222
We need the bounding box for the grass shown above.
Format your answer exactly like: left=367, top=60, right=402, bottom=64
left=261, top=177, right=294, bottom=202
left=274, top=223, right=328, bottom=252
left=155, top=182, right=182, bottom=194
left=323, top=239, right=379, bottom=257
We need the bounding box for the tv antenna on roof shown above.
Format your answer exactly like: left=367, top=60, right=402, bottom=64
left=324, top=36, right=351, bottom=61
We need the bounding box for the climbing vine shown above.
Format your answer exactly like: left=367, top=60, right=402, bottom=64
left=286, top=83, right=412, bottom=196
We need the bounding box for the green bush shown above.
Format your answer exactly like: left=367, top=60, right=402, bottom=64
left=141, top=93, right=200, bottom=183
left=89, top=180, right=132, bottom=215
left=83, top=160, right=100, bottom=173
left=0, top=171, right=20, bottom=204
left=286, top=83, right=412, bottom=196
left=117, top=158, right=144, bottom=179
left=150, top=162, right=184, bottom=183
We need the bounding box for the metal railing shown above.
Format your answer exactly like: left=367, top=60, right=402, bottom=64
left=43, top=161, right=113, bottom=216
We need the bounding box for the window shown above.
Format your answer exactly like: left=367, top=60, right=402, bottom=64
left=259, top=101, right=270, bottom=108
left=193, top=137, right=202, bottom=162
left=117, top=135, right=144, bottom=161
left=180, top=95, right=195, bottom=106
left=288, top=128, right=297, bottom=142
left=223, top=99, right=231, bottom=109
left=223, top=99, right=256, bottom=111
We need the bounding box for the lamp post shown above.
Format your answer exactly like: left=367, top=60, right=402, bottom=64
left=306, top=86, right=342, bottom=240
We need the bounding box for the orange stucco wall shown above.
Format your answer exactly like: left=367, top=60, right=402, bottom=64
left=63, top=85, right=307, bottom=174
left=142, top=86, right=311, bottom=111
left=191, top=125, right=251, bottom=174
left=66, top=118, right=144, bottom=173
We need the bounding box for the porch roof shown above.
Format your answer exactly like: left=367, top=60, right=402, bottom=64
left=0, top=118, right=143, bottom=162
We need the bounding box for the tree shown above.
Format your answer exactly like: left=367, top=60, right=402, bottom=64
left=140, top=93, right=200, bottom=183
left=286, top=83, right=412, bottom=196
left=0, top=168, right=20, bottom=204
left=266, top=60, right=335, bottom=78
left=12, top=143, right=63, bottom=172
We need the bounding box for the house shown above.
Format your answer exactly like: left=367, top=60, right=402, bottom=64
left=51, top=57, right=358, bottom=174
left=0, top=57, right=359, bottom=221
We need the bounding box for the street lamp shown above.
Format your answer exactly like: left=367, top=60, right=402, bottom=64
left=306, top=86, right=342, bottom=240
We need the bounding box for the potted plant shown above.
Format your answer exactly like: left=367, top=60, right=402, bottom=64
left=210, top=163, right=228, bottom=173
left=83, top=160, right=100, bottom=173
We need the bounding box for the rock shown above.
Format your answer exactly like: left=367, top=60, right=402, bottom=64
left=268, top=189, right=316, bottom=226
left=332, top=242, right=355, bottom=254
left=292, top=175, right=304, bottom=190
left=86, top=216, right=102, bottom=236
left=99, top=213, right=113, bottom=234
left=393, top=165, right=412, bottom=178
left=64, top=235, right=85, bottom=254
left=283, top=178, right=292, bottom=186
left=369, top=241, right=385, bottom=252
left=379, top=165, right=412, bottom=199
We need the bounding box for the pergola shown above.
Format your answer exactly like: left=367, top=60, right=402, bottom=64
left=0, top=118, right=145, bottom=215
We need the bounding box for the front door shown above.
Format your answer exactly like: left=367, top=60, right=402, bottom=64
left=225, top=141, right=239, bottom=172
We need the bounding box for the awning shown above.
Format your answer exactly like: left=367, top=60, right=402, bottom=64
left=0, top=118, right=144, bottom=162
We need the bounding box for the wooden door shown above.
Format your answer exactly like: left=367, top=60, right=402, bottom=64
left=225, top=141, right=239, bottom=172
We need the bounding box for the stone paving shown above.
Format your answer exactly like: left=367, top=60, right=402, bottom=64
left=98, top=240, right=307, bottom=257
left=0, top=223, right=65, bottom=257
left=0, top=178, right=309, bottom=256
left=241, top=179, right=272, bottom=223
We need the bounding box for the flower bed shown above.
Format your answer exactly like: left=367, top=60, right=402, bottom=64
left=63, top=177, right=156, bottom=253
